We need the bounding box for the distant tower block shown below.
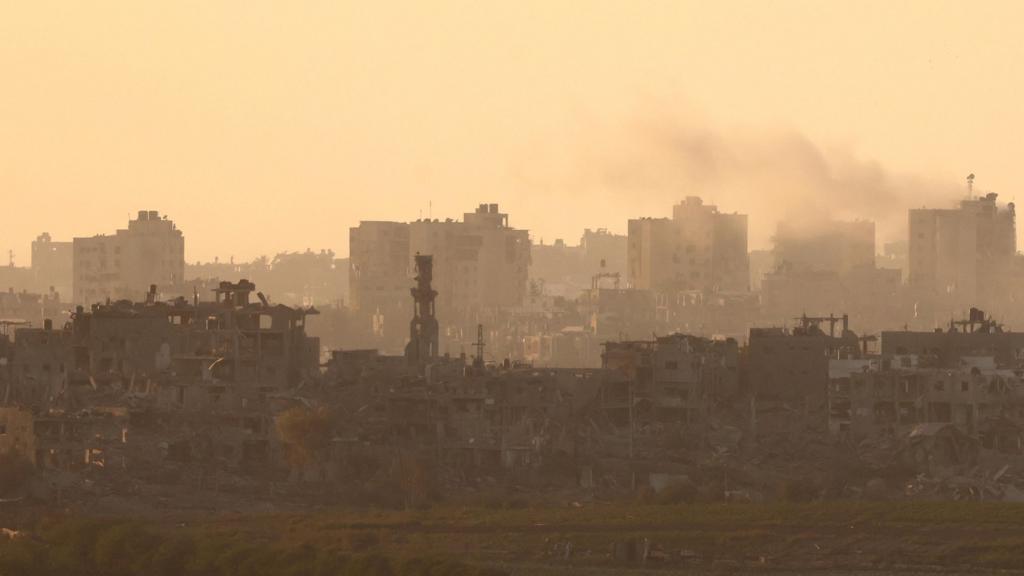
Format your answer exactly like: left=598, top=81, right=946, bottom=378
left=405, top=253, right=439, bottom=365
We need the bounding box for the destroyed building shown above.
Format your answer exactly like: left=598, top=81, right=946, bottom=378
left=6, top=280, right=320, bottom=407
left=186, top=249, right=348, bottom=308
left=748, top=314, right=862, bottom=417
left=880, top=308, right=1024, bottom=367
left=0, top=288, right=67, bottom=331
left=602, top=334, right=739, bottom=426
left=0, top=405, right=128, bottom=471
left=0, top=277, right=324, bottom=492
left=829, top=309, right=1024, bottom=448
left=73, top=210, right=186, bottom=305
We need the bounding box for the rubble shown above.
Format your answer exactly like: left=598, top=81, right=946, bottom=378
left=3, top=241, right=1024, bottom=514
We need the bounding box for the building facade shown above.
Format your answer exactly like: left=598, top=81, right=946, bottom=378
left=73, top=211, right=185, bottom=305
left=773, top=219, right=875, bottom=276
left=31, top=232, right=73, bottom=298
left=909, top=193, right=1016, bottom=305
left=349, top=204, right=531, bottom=346
left=627, top=197, right=748, bottom=294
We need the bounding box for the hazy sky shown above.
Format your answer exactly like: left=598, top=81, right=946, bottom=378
left=2, top=1, right=1022, bottom=263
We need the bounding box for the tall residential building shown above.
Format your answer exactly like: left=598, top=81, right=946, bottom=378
left=409, top=203, right=530, bottom=316
left=627, top=197, right=748, bottom=293
left=580, top=228, right=627, bottom=275
left=73, top=211, right=185, bottom=305
left=31, top=232, right=73, bottom=298
left=909, top=193, right=1016, bottom=304
left=348, top=203, right=531, bottom=338
left=530, top=229, right=627, bottom=299
left=773, top=219, right=875, bottom=276
left=349, top=221, right=412, bottom=346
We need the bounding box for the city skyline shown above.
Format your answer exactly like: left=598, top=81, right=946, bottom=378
left=3, top=1, right=1022, bottom=262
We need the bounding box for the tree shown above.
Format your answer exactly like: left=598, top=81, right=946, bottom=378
left=275, top=406, right=333, bottom=475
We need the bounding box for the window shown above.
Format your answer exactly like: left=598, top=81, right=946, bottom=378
left=961, top=382, right=969, bottom=392
left=664, top=361, right=678, bottom=370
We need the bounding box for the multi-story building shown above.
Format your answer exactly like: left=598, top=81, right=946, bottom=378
left=8, top=280, right=320, bottom=406
left=627, top=197, right=748, bottom=294
left=409, top=203, right=530, bottom=316
left=530, top=229, right=627, bottom=299
left=830, top=312, right=1024, bottom=447
left=747, top=315, right=863, bottom=410
left=31, top=232, right=73, bottom=298
left=349, top=204, right=530, bottom=334
left=580, top=228, right=627, bottom=276
left=601, top=333, right=740, bottom=425
left=73, top=211, right=185, bottom=305
left=348, top=221, right=411, bottom=324
left=880, top=308, right=1024, bottom=369
left=773, top=219, right=875, bottom=276
left=909, top=192, right=1016, bottom=306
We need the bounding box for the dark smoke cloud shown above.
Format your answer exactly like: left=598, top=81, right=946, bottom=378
left=513, top=109, right=965, bottom=250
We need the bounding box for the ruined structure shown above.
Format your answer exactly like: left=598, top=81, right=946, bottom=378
left=829, top=308, right=1024, bottom=455
left=602, top=334, right=739, bottom=426
left=0, top=288, right=67, bottom=330
left=6, top=280, right=320, bottom=406
left=748, top=314, right=862, bottom=413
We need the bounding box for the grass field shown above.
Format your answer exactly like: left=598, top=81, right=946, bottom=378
left=4, top=501, right=1024, bottom=574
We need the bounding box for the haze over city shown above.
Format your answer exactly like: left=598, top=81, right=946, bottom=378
left=7, top=3, right=1024, bottom=575
left=3, top=1, right=1023, bottom=261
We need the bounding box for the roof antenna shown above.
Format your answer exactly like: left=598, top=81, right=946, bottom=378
left=967, top=173, right=975, bottom=199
